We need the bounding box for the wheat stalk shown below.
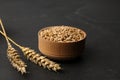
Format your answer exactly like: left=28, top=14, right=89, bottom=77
left=0, top=31, right=62, bottom=72
left=0, top=19, right=27, bottom=74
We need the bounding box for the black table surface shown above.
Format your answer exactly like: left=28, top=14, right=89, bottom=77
left=0, top=0, right=120, bottom=80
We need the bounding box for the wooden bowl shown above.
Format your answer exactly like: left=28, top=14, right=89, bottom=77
left=38, top=26, right=87, bottom=60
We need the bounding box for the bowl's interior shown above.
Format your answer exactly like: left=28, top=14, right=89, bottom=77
left=38, top=26, right=87, bottom=43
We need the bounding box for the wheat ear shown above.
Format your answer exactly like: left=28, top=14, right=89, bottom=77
left=0, top=31, right=62, bottom=72
left=0, top=19, right=27, bottom=74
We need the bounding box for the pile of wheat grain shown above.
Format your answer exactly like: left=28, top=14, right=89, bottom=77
left=40, top=26, right=84, bottom=42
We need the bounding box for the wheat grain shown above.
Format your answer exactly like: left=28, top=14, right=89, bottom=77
left=40, top=26, right=84, bottom=42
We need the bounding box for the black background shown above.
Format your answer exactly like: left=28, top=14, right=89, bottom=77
left=0, top=0, right=120, bottom=80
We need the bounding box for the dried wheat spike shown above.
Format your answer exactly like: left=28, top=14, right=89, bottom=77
left=0, top=31, right=62, bottom=72
left=7, top=45, right=27, bottom=74
left=0, top=19, right=27, bottom=74
left=20, top=46, right=61, bottom=71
